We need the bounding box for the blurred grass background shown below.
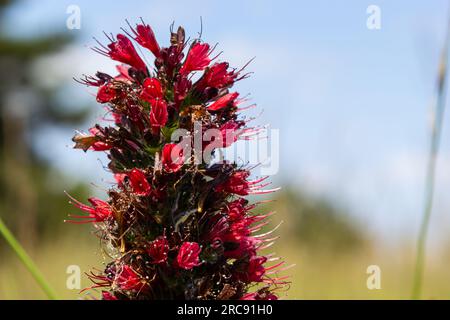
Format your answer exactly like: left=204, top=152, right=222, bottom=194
left=2, top=188, right=450, bottom=299
left=1, top=0, right=450, bottom=299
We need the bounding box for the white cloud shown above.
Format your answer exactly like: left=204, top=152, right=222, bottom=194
left=32, top=44, right=118, bottom=88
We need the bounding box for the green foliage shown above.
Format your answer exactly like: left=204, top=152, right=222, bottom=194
left=270, top=188, right=367, bottom=254
left=0, top=0, right=91, bottom=243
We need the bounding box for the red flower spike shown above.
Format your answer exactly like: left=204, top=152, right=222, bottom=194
left=207, top=92, right=239, bottom=111
left=176, top=242, right=202, bottom=270
left=128, top=168, right=152, bottom=196
left=179, top=42, right=211, bottom=75
left=161, top=143, right=184, bottom=173
left=74, top=22, right=288, bottom=300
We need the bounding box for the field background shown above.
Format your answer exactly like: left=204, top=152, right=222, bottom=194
left=2, top=192, right=450, bottom=299
left=3, top=230, right=450, bottom=299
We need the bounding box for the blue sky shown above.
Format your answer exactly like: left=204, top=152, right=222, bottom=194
left=3, top=0, right=450, bottom=243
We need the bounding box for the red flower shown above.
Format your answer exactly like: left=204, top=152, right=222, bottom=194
left=215, top=170, right=250, bottom=196
left=114, top=173, right=126, bottom=187
left=114, top=65, right=133, bottom=83
left=215, top=171, right=274, bottom=196
left=238, top=256, right=267, bottom=282
left=205, top=215, right=229, bottom=243
left=174, top=76, right=192, bottom=109
left=226, top=198, right=247, bottom=220
left=161, top=143, right=184, bottom=173
left=240, top=292, right=257, bottom=300
left=96, top=84, right=119, bottom=103
left=207, top=92, right=239, bottom=111
left=196, top=62, right=237, bottom=90
left=115, top=265, right=143, bottom=291
left=128, top=168, right=152, bottom=196
left=147, top=236, right=169, bottom=264
left=149, top=99, right=168, bottom=134
left=126, top=104, right=144, bottom=125
left=219, top=121, right=243, bottom=147
left=179, top=42, right=211, bottom=75
left=176, top=242, right=202, bottom=270
left=241, top=291, right=277, bottom=300
left=77, top=72, right=111, bottom=87
left=66, top=195, right=112, bottom=224
left=111, top=112, right=122, bottom=125
left=102, top=291, right=118, bottom=300
left=106, top=34, right=147, bottom=72
left=130, top=23, right=160, bottom=58
left=88, top=128, right=111, bottom=151
left=158, top=46, right=185, bottom=79
left=228, top=220, right=252, bottom=242
left=224, top=236, right=260, bottom=259
left=141, top=78, right=163, bottom=102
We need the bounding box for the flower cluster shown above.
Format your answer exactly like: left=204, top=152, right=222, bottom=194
left=70, top=21, right=288, bottom=300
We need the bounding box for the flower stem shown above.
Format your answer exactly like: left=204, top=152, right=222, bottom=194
left=411, top=14, right=450, bottom=300
left=0, top=216, right=58, bottom=300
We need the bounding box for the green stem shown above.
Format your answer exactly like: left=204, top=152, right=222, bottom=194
left=0, top=216, right=58, bottom=300
left=411, top=15, right=450, bottom=300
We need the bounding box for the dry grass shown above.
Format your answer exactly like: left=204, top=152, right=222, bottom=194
left=0, top=236, right=99, bottom=300
left=276, top=241, right=450, bottom=300
left=2, top=234, right=450, bottom=300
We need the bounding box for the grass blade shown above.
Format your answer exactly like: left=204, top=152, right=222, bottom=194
left=411, top=13, right=450, bottom=300
left=0, top=216, right=58, bottom=300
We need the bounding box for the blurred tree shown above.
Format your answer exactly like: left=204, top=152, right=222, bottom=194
left=268, top=188, right=368, bottom=254
left=0, top=0, right=90, bottom=248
